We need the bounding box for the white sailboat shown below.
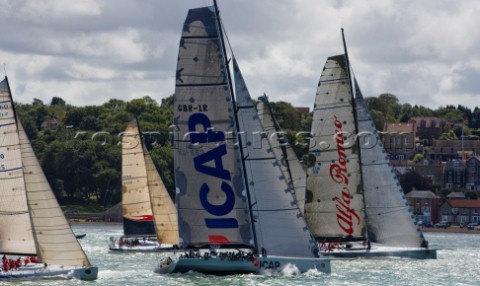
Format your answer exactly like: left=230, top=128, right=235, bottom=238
left=109, top=119, right=179, bottom=252
left=304, top=30, right=436, bottom=259
left=0, top=76, right=98, bottom=280
left=156, top=1, right=330, bottom=275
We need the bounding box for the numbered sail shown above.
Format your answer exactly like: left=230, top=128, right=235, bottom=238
left=233, top=58, right=318, bottom=258
left=174, top=6, right=253, bottom=248
left=0, top=77, right=36, bottom=255
left=354, top=79, right=426, bottom=247
left=19, top=121, right=91, bottom=266
left=257, top=95, right=307, bottom=212
left=121, top=120, right=155, bottom=235
left=305, top=55, right=366, bottom=241
left=145, top=146, right=179, bottom=245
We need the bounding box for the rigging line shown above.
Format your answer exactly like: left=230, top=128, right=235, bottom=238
left=3, top=63, right=6, bottom=76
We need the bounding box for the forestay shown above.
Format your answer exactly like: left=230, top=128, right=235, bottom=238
left=305, top=55, right=366, bottom=242
left=174, top=6, right=253, bottom=248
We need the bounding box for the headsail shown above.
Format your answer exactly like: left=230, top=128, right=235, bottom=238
left=19, top=121, right=91, bottom=266
left=121, top=120, right=155, bottom=235
left=173, top=6, right=254, bottom=248
left=354, top=79, right=426, bottom=247
left=257, top=95, right=307, bottom=212
left=304, top=56, right=366, bottom=242
left=0, top=77, right=36, bottom=255
left=233, top=58, right=318, bottom=258
left=144, top=143, right=179, bottom=245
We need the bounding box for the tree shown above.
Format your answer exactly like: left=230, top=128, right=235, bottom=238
left=399, top=170, right=433, bottom=193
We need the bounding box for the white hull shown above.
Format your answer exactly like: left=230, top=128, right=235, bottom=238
left=0, top=263, right=98, bottom=281
left=321, top=245, right=437, bottom=259
left=155, top=255, right=331, bottom=275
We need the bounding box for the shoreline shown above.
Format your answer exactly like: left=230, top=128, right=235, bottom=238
left=422, top=226, right=480, bottom=234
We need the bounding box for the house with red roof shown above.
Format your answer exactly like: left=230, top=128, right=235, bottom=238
left=439, top=199, right=480, bottom=225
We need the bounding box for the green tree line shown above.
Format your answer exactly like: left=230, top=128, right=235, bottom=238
left=15, top=93, right=479, bottom=207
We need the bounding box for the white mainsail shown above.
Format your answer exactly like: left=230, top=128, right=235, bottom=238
left=144, top=144, right=179, bottom=245
left=0, top=78, right=36, bottom=255
left=353, top=79, right=426, bottom=247
left=233, top=59, right=318, bottom=258
left=174, top=6, right=254, bottom=248
left=305, top=55, right=366, bottom=242
left=256, top=95, right=307, bottom=212
left=121, top=120, right=155, bottom=235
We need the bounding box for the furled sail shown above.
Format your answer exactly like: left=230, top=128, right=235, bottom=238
left=233, top=58, right=318, bottom=258
left=354, top=79, right=426, bottom=247
left=144, top=145, right=179, bottom=245
left=256, top=95, right=307, bottom=212
left=0, top=77, right=36, bottom=255
left=173, top=6, right=253, bottom=248
left=19, top=121, right=91, bottom=266
left=121, top=120, right=155, bottom=235
left=305, top=55, right=366, bottom=242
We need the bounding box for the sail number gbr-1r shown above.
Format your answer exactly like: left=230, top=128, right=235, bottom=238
left=178, top=104, right=208, bottom=112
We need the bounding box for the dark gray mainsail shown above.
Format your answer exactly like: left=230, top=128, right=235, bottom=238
left=354, top=79, right=427, bottom=247
left=233, top=58, right=319, bottom=258
left=173, top=6, right=254, bottom=248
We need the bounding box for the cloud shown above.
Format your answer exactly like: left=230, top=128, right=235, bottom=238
left=0, top=0, right=478, bottom=111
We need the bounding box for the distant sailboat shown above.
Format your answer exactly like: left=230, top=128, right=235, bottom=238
left=0, top=76, right=98, bottom=280
left=109, top=119, right=178, bottom=252
left=156, top=1, right=330, bottom=275
left=304, top=30, right=436, bottom=259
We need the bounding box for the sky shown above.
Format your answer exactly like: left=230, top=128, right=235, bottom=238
left=0, top=0, right=479, bottom=110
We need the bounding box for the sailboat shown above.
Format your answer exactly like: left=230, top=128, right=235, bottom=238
left=155, top=1, right=330, bottom=275
left=109, top=119, right=179, bottom=252
left=256, top=95, right=307, bottom=212
left=0, top=76, right=98, bottom=280
left=304, top=30, right=437, bottom=259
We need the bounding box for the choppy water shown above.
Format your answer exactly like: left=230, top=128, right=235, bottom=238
left=4, top=224, right=479, bottom=286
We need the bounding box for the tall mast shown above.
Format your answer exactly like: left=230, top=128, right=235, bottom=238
left=341, top=28, right=370, bottom=247
left=212, top=0, right=259, bottom=253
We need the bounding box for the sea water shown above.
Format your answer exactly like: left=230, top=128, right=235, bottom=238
left=5, top=223, right=480, bottom=286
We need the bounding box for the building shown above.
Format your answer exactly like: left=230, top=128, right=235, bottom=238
left=410, top=116, right=444, bottom=141
left=439, top=199, right=480, bottom=225
left=465, top=156, right=480, bottom=191
left=444, top=159, right=466, bottom=189
left=429, top=139, right=480, bottom=161
left=383, top=122, right=416, bottom=161
left=405, top=189, right=440, bottom=224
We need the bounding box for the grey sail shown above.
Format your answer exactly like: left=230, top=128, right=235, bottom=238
left=305, top=55, right=366, bottom=242
left=233, top=58, right=318, bottom=258
left=354, top=78, right=426, bottom=247
left=257, top=95, right=307, bottom=212
left=173, top=6, right=254, bottom=248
